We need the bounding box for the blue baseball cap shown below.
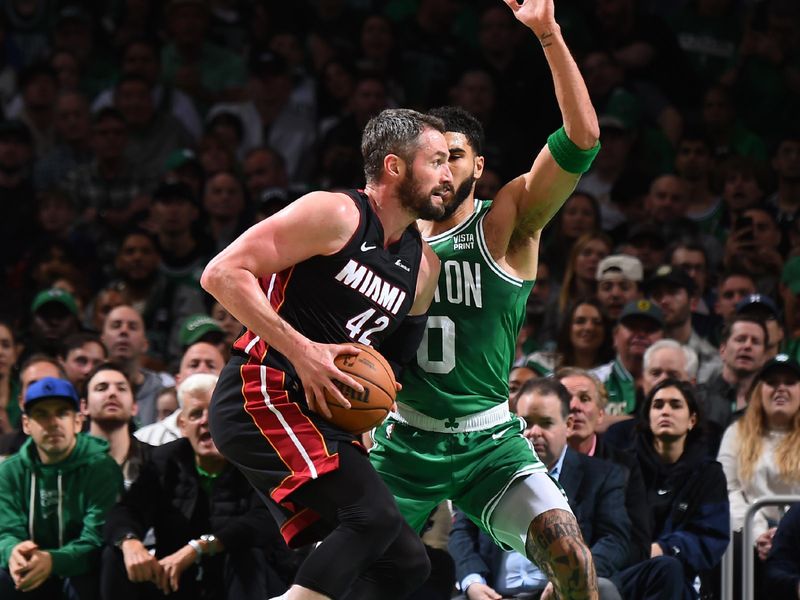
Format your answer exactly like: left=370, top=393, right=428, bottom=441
left=24, top=377, right=80, bottom=414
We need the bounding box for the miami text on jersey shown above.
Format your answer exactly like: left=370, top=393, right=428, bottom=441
left=335, top=259, right=407, bottom=315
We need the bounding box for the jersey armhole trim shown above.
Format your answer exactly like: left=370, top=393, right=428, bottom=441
left=336, top=189, right=366, bottom=255
left=476, top=213, right=525, bottom=288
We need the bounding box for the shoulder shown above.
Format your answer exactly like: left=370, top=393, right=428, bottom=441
left=719, top=422, right=741, bottom=447
left=0, top=453, right=25, bottom=478
left=281, top=190, right=361, bottom=233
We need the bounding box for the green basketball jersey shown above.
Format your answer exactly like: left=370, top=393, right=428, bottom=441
left=398, top=199, right=535, bottom=419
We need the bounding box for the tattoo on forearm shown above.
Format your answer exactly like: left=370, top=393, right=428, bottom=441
left=540, top=32, right=554, bottom=48
left=525, top=509, right=598, bottom=600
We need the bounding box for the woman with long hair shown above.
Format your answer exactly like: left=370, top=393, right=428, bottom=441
left=717, top=354, right=800, bottom=559
left=555, top=298, right=613, bottom=370
left=613, top=379, right=729, bottom=599
left=557, top=231, right=612, bottom=317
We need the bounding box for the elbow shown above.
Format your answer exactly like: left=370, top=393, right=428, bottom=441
left=586, top=124, right=601, bottom=148
left=200, top=261, right=223, bottom=295
left=579, top=122, right=601, bottom=149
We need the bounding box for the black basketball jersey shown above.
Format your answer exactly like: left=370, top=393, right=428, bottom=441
left=233, top=189, right=422, bottom=377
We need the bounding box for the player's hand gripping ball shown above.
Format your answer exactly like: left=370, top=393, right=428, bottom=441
left=324, top=343, right=396, bottom=434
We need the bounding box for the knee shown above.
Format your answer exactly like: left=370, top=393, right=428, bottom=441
left=644, top=555, right=686, bottom=594
left=650, top=555, right=684, bottom=579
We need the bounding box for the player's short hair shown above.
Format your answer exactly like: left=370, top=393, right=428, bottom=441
left=361, top=109, right=445, bottom=184
left=428, top=106, right=485, bottom=156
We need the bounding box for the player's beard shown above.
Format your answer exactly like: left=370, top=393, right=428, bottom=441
left=398, top=167, right=448, bottom=220
left=434, top=174, right=475, bottom=222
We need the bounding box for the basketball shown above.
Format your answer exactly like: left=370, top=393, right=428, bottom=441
left=323, top=343, right=396, bottom=434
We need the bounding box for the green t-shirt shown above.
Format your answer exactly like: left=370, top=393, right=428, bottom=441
left=196, top=463, right=220, bottom=497
left=399, top=200, right=534, bottom=419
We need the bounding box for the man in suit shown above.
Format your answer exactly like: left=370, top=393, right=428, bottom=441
left=555, top=367, right=651, bottom=565
left=449, top=378, right=629, bottom=599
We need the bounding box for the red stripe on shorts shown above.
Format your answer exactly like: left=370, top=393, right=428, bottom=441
left=239, top=362, right=340, bottom=504
left=279, top=506, right=323, bottom=548
left=232, top=268, right=294, bottom=360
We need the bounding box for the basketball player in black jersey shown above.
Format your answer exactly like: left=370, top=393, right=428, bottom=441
left=201, top=109, right=447, bottom=600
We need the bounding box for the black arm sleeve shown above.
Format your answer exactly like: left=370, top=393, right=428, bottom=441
left=379, top=314, right=428, bottom=379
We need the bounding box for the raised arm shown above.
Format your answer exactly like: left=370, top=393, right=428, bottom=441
left=200, top=191, right=366, bottom=415
left=490, top=0, right=600, bottom=248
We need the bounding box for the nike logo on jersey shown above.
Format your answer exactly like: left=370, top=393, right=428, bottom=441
left=491, top=426, right=512, bottom=440
left=395, top=259, right=410, bottom=272
left=657, top=489, right=669, bottom=496
left=361, top=242, right=377, bottom=252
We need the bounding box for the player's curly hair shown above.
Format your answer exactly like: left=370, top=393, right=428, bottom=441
left=428, top=105, right=485, bottom=155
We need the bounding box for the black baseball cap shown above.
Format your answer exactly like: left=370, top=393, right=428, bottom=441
left=756, top=353, right=800, bottom=382
left=646, top=264, right=696, bottom=296
left=735, top=294, right=780, bottom=320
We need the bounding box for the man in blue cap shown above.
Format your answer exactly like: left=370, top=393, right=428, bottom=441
left=0, top=377, right=122, bottom=599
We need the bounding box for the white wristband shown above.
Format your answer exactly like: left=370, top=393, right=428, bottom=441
left=187, top=539, right=203, bottom=564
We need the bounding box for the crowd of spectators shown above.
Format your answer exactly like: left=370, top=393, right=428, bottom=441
left=0, top=0, right=799, bottom=598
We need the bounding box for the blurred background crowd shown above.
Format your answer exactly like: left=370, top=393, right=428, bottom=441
left=0, top=0, right=799, bottom=598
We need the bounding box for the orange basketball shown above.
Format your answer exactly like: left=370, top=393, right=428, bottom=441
left=323, top=343, right=396, bottom=434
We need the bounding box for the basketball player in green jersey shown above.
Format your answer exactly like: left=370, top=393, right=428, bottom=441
left=369, top=1, right=601, bottom=598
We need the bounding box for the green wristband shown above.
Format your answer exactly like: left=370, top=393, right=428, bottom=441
left=547, top=126, right=600, bottom=174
